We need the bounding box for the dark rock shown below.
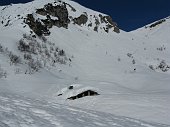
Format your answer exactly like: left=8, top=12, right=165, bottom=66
left=58, top=49, right=65, bottom=56
left=27, top=2, right=120, bottom=34
left=99, top=14, right=120, bottom=33
left=93, top=17, right=100, bottom=32
left=58, top=93, right=62, bottom=96
left=25, top=14, right=50, bottom=36
left=35, top=3, right=70, bottom=28
left=95, top=17, right=100, bottom=26
left=46, top=15, right=51, bottom=19
left=52, top=19, right=60, bottom=27
left=65, top=3, right=76, bottom=12
left=36, top=8, right=47, bottom=16
left=94, top=26, right=98, bottom=32
left=88, top=23, right=92, bottom=27
left=99, top=14, right=104, bottom=23
left=68, top=85, right=73, bottom=90
left=105, top=16, right=117, bottom=26
left=149, top=19, right=166, bottom=28
left=41, top=19, right=53, bottom=28
left=103, top=27, right=109, bottom=33
left=32, top=35, right=36, bottom=38
left=4, top=20, right=10, bottom=27
left=114, top=26, right=120, bottom=33
left=73, top=14, right=88, bottom=25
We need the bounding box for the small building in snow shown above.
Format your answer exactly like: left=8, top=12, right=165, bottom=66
left=67, top=90, right=99, bottom=100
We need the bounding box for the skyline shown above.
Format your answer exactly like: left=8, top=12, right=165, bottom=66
left=0, top=0, right=170, bottom=31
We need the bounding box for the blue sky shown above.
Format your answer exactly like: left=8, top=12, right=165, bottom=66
left=1, top=0, right=170, bottom=31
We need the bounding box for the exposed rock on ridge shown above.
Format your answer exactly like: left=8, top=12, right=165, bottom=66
left=24, top=1, right=120, bottom=36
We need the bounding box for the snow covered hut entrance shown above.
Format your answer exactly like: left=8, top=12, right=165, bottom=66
left=56, top=84, right=99, bottom=100
left=67, top=90, right=99, bottom=100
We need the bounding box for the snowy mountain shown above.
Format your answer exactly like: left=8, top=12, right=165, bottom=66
left=0, top=0, right=170, bottom=126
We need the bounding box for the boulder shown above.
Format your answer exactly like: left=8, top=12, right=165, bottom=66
left=73, top=14, right=88, bottom=25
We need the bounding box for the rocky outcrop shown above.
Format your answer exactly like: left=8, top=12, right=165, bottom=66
left=149, top=19, right=166, bottom=28
left=36, top=8, right=47, bottom=16
left=36, top=3, right=70, bottom=28
left=114, top=26, right=120, bottom=33
left=73, top=14, right=88, bottom=25
left=26, top=2, right=71, bottom=36
left=41, top=17, right=53, bottom=29
left=93, top=16, right=100, bottom=32
left=65, top=3, right=76, bottom=12
left=25, top=1, right=120, bottom=36
left=99, top=14, right=120, bottom=33
left=25, top=14, right=50, bottom=36
left=44, top=3, right=70, bottom=27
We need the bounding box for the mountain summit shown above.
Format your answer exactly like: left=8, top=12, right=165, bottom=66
left=0, top=0, right=170, bottom=126
left=0, top=0, right=120, bottom=35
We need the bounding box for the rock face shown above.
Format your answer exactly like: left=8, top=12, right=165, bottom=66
left=36, top=8, right=47, bottom=16
left=149, top=19, right=166, bottom=28
left=73, top=14, right=88, bottom=25
left=25, top=14, right=50, bottom=36
left=25, top=2, right=71, bottom=36
left=36, top=3, right=70, bottom=28
left=25, top=1, right=120, bottom=36
left=99, top=14, right=120, bottom=33
left=44, top=3, right=70, bottom=27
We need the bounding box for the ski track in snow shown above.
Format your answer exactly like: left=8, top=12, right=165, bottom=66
left=0, top=92, right=169, bottom=127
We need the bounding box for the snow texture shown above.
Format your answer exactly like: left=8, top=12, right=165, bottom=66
left=0, top=0, right=170, bottom=126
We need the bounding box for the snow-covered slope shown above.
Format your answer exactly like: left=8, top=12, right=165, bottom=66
left=1, top=92, right=169, bottom=127
left=0, top=0, right=170, bottom=126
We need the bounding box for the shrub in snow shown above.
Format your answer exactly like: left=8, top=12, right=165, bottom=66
left=16, top=34, right=71, bottom=73
left=0, top=44, right=21, bottom=65
left=149, top=65, right=155, bottom=71
left=117, top=57, right=121, bottom=62
left=156, top=45, right=166, bottom=51
left=24, top=53, right=32, bottom=60
left=127, top=53, right=133, bottom=58
left=58, top=49, right=65, bottom=56
left=45, top=49, right=51, bottom=57
left=41, top=36, right=47, bottom=42
left=157, top=60, right=170, bottom=72
left=0, top=65, right=7, bottom=78
left=18, top=38, right=38, bottom=54
left=0, top=44, right=4, bottom=53
left=56, top=57, right=66, bottom=64
left=149, top=60, right=170, bottom=72
left=15, top=68, right=22, bottom=74
left=132, top=59, right=136, bottom=64
left=18, top=39, right=29, bottom=52
left=9, top=54, right=21, bottom=65
left=28, top=59, right=42, bottom=73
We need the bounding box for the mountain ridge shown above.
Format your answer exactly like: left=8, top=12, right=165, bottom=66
left=0, top=0, right=170, bottom=126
